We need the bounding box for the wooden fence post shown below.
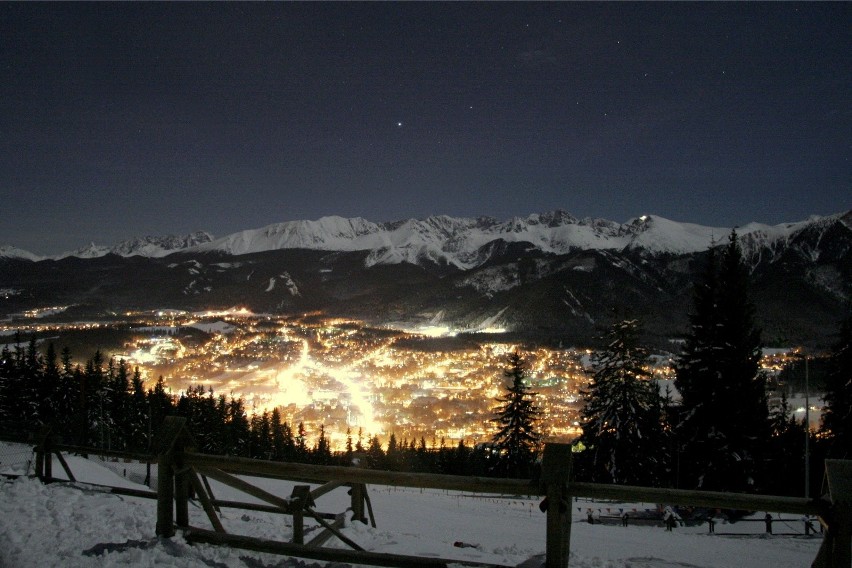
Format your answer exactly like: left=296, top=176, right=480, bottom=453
left=813, top=460, right=852, bottom=568
left=350, top=453, right=367, bottom=524
left=291, top=485, right=313, bottom=545
left=155, top=416, right=191, bottom=538
left=34, top=426, right=53, bottom=482
left=174, top=443, right=189, bottom=529
left=541, top=443, right=573, bottom=568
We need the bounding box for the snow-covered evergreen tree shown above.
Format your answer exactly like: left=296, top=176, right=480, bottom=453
left=491, top=351, right=541, bottom=477
left=821, top=315, right=852, bottom=458
left=674, top=231, right=768, bottom=492
left=578, top=318, right=665, bottom=486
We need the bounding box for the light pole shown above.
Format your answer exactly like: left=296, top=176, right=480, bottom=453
left=794, top=351, right=810, bottom=499
left=804, top=354, right=810, bottom=499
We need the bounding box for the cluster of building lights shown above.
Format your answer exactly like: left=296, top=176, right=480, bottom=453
left=1, top=307, right=820, bottom=450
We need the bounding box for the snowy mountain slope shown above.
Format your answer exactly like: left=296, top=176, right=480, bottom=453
left=18, top=211, right=849, bottom=269
left=52, top=232, right=213, bottom=260
left=2, top=211, right=848, bottom=348
left=0, top=244, right=42, bottom=261
left=192, top=211, right=850, bottom=271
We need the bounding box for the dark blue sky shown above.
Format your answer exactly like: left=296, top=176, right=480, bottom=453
left=1, top=2, right=849, bottom=255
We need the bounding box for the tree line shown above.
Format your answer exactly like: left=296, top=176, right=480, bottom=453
left=1, top=230, right=849, bottom=491
left=574, top=231, right=851, bottom=496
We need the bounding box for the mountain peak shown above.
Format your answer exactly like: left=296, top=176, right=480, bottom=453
left=54, top=232, right=214, bottom=260
left=0, top=244, right=42, bottom=261
left=193, top=211, right=833, bottom=269
left=16, top=211, right=846, bottom=269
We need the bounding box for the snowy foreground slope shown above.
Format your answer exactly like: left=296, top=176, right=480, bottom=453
left=0, top=447, right=822, bottom=568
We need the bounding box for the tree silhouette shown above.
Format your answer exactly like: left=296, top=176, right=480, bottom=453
left=491, top=351, right=541, bottom=477
left=821, top=315, right=852, bottom=458
left=675, top=231, right=768, bottom=492
left=578, top=318, right=665, bottom=486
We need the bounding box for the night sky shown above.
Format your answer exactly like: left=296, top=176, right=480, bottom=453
left=1, top=2, right=849, bottom=255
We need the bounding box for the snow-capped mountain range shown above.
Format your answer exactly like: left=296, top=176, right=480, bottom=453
left=3, top=211, right=849, bottom=269
left=2, top=210, right=849, bottom=348
left=51, top=231, right=214, bottom=260
left=0, top=245, right=42, bottom=262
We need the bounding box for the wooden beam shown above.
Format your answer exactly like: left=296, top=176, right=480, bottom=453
left=304, top=506, right=364, bottom=551
left=184, top=527, right=513, bottom=568
left=306, top=512, right=346, bottom=548
left=196, top=466, right=295, bottom=513
left=200, top=474, right=221, bottom=513
left=51, top=444, right=156, bottom=463
left=188, top=469, right=226, bottom=534
left=209, top=499, right=292, bottom=515
left=310, top=479, right=345, bottom=501
left=364, top=486, right=377, bottom=528
left=104, top=486, right=157, bottom=499
left=186, top=452, right=534, bottom=495
left=53, top=451, right=76, bottom=482
left=204, top=498, right=337, bottom=519
left=184, top=450, right=823, bottom=515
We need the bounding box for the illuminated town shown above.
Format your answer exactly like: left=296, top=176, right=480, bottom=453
left=1, top=307, right=816, bottom=451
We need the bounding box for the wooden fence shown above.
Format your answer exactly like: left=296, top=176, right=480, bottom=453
left=26, top=418, right=852, bottom=568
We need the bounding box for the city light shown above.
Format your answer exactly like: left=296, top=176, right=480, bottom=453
left=0, top=309, right=814, bottom=451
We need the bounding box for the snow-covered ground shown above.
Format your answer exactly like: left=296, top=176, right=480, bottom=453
left=0, top=443, right=822, bottom=568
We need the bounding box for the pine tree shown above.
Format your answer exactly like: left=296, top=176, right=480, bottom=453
left=108, top=359, right=131, bottom=450
left=61, top=347, right=73, bottom=376
left=821, top=315, right=852, bottom=458
left=491, top=351, right=541, bottom=477
left=0, top=344, right=18, bottom=430
left=366, top=434, right=385, bottom=469
left=270, top=408, right=295, bottom=461
left=40, top=343, right=60, bottom=425
left=53, top=346, right=79, bottom=436
left=764, top=389, right=807, bottom=496
left=20, top=335, right=45, bottom=425
left=83, top=350, right=108, bottom=447
left=125, top=367, right=148, bottom=451
left=577, top=319, right=665, bottom=486
left=355, top=427, right=365, bottom=453
left=249, top=411, right=273, bottom=459
left=674, top=231, right=768, bottom=492
left=227, top=397, right=251, bottom=456
left=386, top=432, right=400, bottom=470
left=148, top=376, right=174, bottom=447
left=313, top=424, right=332, bottom=464
left=294, top=421, right=309, bottom=461
left=344, top=427, right=354, bottom=463
left=199, top=388, right=225, bottom=455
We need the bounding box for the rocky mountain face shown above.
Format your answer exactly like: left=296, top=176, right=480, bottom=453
left=51, top=232, right=214, bottom=260
left=1, top=212, right=849, bottom=349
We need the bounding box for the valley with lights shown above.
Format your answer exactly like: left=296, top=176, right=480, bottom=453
left=4, top=307, right=810, bottom=452
left=116, top=310, right=593, bottom=450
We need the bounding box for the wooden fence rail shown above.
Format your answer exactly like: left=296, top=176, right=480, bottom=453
left=147, top=417, right=850, bottom=568
left=21, top=418, right=851, bottom=568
